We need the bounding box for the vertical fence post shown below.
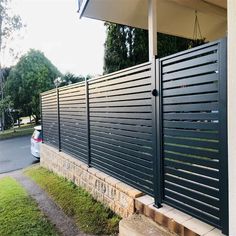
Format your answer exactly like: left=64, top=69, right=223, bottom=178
left=152, top=57, right=163, bottom=208
left=218, top=38, right=228, bottom=235
left=57, top=88, right=61, bottom=151
left=85, top=78, right=91, bottom=167
left=40, top=94, right=44, bottom=144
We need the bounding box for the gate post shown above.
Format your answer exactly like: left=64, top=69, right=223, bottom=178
left=85, top=78, right=91, bottom=167
left=56, top=88, right=61, bottom=151
left=152, top=57, right=163, bottom=208
left=218, top=38, right=228, bottom=235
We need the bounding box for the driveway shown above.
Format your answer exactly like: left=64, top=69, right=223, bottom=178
left=0, top=136, right=38, bottom=173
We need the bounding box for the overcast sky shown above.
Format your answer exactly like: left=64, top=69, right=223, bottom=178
left=7, top=0, right=106, bottom=76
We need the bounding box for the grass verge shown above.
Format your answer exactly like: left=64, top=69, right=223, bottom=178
left=25, top=166, right=121, bottom=235
left=0, top=176, right=58, bottom=236
left=0, top=124, right=34, bottom=140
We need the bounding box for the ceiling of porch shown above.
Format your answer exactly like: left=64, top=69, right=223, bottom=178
left=79, top=0, right=227, bottom=41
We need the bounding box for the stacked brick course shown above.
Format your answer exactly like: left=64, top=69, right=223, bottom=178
left=40, top=144, right=144, bottom=218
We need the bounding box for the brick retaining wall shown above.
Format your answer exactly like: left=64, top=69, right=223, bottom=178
left=40, top=143, right=144, bottom=218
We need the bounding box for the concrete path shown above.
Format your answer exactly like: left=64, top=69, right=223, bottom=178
left=0, top=168, right=91, bottom=236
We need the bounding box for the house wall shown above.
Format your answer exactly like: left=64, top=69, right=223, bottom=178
left=228, top=0, right=236, bottom=235
left=40, top=143, right=143, bottom=218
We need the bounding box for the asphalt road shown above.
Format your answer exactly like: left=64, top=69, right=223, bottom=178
left=0, top=135, right=39, bottom=174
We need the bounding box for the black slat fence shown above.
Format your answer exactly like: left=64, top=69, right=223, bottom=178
left=41, top=89, right=58, bottom=147
left=41, top=38, right=228, bottom=234
left=88, top=63, right=154, bottom=195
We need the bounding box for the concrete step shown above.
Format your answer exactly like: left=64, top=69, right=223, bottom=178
left=119, top=214, right=176, bottom=236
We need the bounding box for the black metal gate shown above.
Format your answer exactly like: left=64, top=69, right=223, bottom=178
left=154, top=38, right=228, bottom=234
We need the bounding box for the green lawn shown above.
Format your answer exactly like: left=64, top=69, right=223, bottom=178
left=0, top=177, right=58, bottom=236
left=25, top=166, right=120, bottom=235
left=0, top=124, right=34, bottom=140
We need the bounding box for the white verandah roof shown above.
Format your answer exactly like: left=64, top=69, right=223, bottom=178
left=78, top=0, right=227, bottom=42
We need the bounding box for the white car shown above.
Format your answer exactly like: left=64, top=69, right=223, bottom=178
left=31, top=125, right=42, bottom=159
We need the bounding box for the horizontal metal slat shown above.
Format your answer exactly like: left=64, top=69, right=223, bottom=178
left=91, top=142, right=153, bottom=168
left=163, top=102, right=218, bottom=112
left=165, top=181, right=219, bottom=208
left=163, top=53, right=217, bottom=73
left=90, top=106, right=152, bottom=113
left=89, top=92, right=151, bottom=103
left=163, top=112, right=218, bottom=121
left=163, top=120, right=219, bottom=130
left=60, top=118, right=86, bottom=126
left=163, top=63, right=218, bottom=82
left=60, top=111, right=86, bottom=116
left=89, top=63, right=151, bottom=85
left=163, top=93, right=218, bottom=105
left=164, top=128, right=219, bottom=140
left=59, top=93, right=85, bottom=101
left=164, top=136, right=219, bottom=150
left=90, top=125, right=152, bottom=141
left=41, top=96, right=57, bottom=103
left=60, top=121, right=87, bottom=130
left=61, top=146, right=87, bottom=161
left=91, top=133, right=152, bottom=155
left=164, top=144, right=219, bottom=159
left=59, top=86, right=85, bottom=95
left=91, top=138, right=152, bottom=162
left=59, top=104, right=86, bottom=109
left=61, top=140, right=88, bottom=156
left=89, top=85, right=151, bottom=99
left=90, top=129, right=152, bottom=147
left=164, top=167, right=219, bottom=189
left=90, top=77, right=151, bottom=95
left=42, top=98, right=57, bottom=104
left=165, top=189, right=219, bottom=218
left=89, top=70, right=151, bottom=90
left=60, top=127, right=87, bottom=139
left=90, top=116, right=152, bottom=127
left=42, top=107, right=57, bottom=113
left=164, top=151, right=218, bottom=169
left=42, top=92, right=57, bottom=99
left=90, top=121, right=152, bottom=134
left=164, top=159, right=219, bottom=179
left=90, top=150, right=153, bottom=181
left=59, top=99, right=85, bottom=105
left=163, top=73, right=218, bottom=90
left=60, top=132, right=87, bottom=144
left=165, top=174, right=219, bottom=199
left=61, top=139, right=87, bottom=151
left=89, top=99, right=151, bottom=108
left=90, top=112, right=152, bottom=120
left=161, top=44, right=218, bottom=65
left=163, top=83, right=218, bottom=97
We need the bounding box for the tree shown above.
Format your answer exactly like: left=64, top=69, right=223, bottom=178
left=0, top=0, right=24, bottom=130
left=5, top=49, right=61, bottom=123
left=57, top=72, right=88, bottom=87
left=103, top=23, right=131, bottom=74
left=103, top=23, right=206, bottom=73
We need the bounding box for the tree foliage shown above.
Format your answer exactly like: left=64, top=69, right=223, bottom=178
left=103, top=23, right=130, bottom=74
left=5, top=49, right=61, bottom=123
left=103, top=23, right=205, bottom=74
left=57, top=72, right=89, bottom=87
left=0, top=0, right=24, bottom=60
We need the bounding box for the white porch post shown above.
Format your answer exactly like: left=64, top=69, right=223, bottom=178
left=148, top=0, right=157, bottom=61
left=228, top=0, right=236, bottom=235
